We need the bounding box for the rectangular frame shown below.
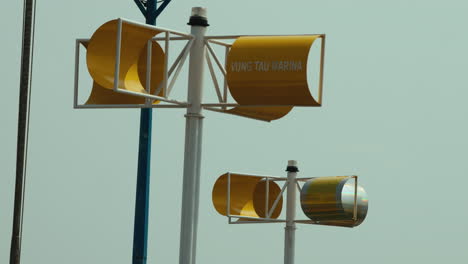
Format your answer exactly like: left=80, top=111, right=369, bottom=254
left=73, top=18, right=194, bottom=109
left=202, top=34, right=326, bottom=109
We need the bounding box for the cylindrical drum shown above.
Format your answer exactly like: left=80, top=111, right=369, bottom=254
left=300, top=176, right=368, bottom=227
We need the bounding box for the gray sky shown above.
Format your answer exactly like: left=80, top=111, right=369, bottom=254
left=1, top=0, right=468, bottom=263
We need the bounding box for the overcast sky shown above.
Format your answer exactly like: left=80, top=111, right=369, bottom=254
left=1, top=0, right=468, bottom=263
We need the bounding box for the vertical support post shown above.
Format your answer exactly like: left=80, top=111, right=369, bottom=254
left=132, top=1, right=156, bottom=264
left=178, top=7, right=208, bottom=264
left=10, top=1, right=36, bottom=264
left=284, top=160, right=298, bottom=264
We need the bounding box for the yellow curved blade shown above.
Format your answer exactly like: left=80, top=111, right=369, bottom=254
left=226, top=36, right=321, bottom=106
left=84, top=38, right=165, bottom=105
left=212, top=173, right=283, bottom=219
left=86, top=19, right=164, bottom=96
left=224, top=106, right=293, bottom=122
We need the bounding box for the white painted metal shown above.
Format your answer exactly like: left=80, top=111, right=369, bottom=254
left=205, top=52, right=223, bottom=102
left=206, top=38, right=232, bottom=47
left=113, top=19, right=123, bottom=92
left=145, top=40, right=152, bottom=107
left=284, top=160, right=298, bottom=264
left=167, top=40, right=194, bottom=96
left=75, top=104, right=188, bottom=109
left=223, top=46, right=229, bottom=105
left=163, top=31, right=170, bottom=96
left=115, top=88, right=187, bottom=105
left=178, top=7, right=208, bottom=264
left=121, top=17, right=193, bottom=37
left=73, top=39, right=80, bottom=109
left=205, top=41, right=226, bottom=77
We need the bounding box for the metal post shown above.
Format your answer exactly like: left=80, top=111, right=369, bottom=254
left=10, top=1, right=36, bottom=264
left=284, top=160, right=298, bottom=264
left=132, top=1, right=156, bottom=264
left=178, top=7, right=208, bottom=264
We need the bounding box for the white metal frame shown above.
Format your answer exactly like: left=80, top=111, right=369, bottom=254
left=222, top=172, right=359, bottom=226
left=74, top=18, right=194, bottom=109
left=75, top=28, right=326, bottom=111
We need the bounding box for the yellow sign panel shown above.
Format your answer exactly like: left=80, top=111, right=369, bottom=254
left=85, top=20, right=165, bottom=104
left=222, top=35, right=323, bottom=121
left=212, top=173, right=283, bottom=219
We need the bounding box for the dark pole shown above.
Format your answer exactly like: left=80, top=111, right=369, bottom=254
left=10, top=0, right=36, bottom=264
left=132, top=1, right=170, bottom=263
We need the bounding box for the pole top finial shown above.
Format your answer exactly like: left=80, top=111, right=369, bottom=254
left=188, top=7, right=209, bottom=27
left=191, top=7, right=207, bottom=18
left=286, top=160, right=299, bottom=172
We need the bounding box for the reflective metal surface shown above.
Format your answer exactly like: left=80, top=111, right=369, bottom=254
left=300, top=176, right=368, bottom=227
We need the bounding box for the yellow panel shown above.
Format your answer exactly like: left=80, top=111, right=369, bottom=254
left=84, top=40, right=165, bottom=105
left=224, top=106, right=293, bottom=122
left=226, top=36, right=321, bottom=106
left=86, top=20, right=164, bottom=97
left=212, top=173, right=283, bottom=219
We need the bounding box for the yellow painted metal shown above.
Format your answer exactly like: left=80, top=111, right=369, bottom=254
left=224, top=106, right=293, bottom=122
left=212, top=173, right=283, bottom=219
left=85, top=20, right=165, bottom=104
left=300, top=176, right=368, bottom=227
left=223, top=35, right=321, bottom=121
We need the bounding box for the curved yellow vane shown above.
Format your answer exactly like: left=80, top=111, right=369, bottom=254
left=212, top=173, right=283, bottom=219
left=221, top=35, right=322, bottom=121
left=85, top=19, right=165, bottom=104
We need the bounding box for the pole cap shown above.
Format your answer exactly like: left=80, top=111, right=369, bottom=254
left=188, top=7, right=209, bottom=27
left=286, top=160, right=299, bottom=172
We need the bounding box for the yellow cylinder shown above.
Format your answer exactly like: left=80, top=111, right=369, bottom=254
left=221, top=35, right=322, bottom=121
left=300, top=176, right=368, bottom=227
left=85, top=20, right=165, bottom=103
left=212, top=173, right=283, bottom=219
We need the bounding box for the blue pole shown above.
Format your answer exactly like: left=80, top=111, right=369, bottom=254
left=132, top=1, right=156, bottom=264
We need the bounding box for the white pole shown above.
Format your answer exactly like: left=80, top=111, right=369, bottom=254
left=284, top=160, right=298, bottom=264
left=179, top=7, right=208, bottom=264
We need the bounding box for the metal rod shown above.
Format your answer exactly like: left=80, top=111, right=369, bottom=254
left=226, top=172, right=231, bottom=216
left=295, top=181, right=302, bottom=193
left=222, top=46, right=229, bottom=105
left=205, top=52, right=223, bottom=102
left=284, top=160, right=298, bottom=264
left=204, top=34, right=324, bottom=39
left=168, top=40, right=193, bottom=76
left=206, top=38, right=232, bottom=47
left=116, top=88, right=188, bottom=105
left=113, top=18, right=123, bottom=92
left=121, top=17, right=192, bottom=37
left=318, top=35, right=326, bottom=105
left=201, top=103, right=321, bottom=107
left=74, top=104, right=189, bottom=109
left=163, top=31, right=169, bottom=96
left=267, top=183, right=288, bottom=218
left=167, top=40, right=193, bottom=96
left=265, top=177, right=269, bottom=218
left=10, top=1, right=36, bottom=263
left=145, top=40, right=153, bottom=107
left=132, top=1, right=162, bottom=264
left=179, top=7, right=208, bottom=264
left=205, top=41, right=226, bottom=77
left=73, top=40, right=80, bottom=109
